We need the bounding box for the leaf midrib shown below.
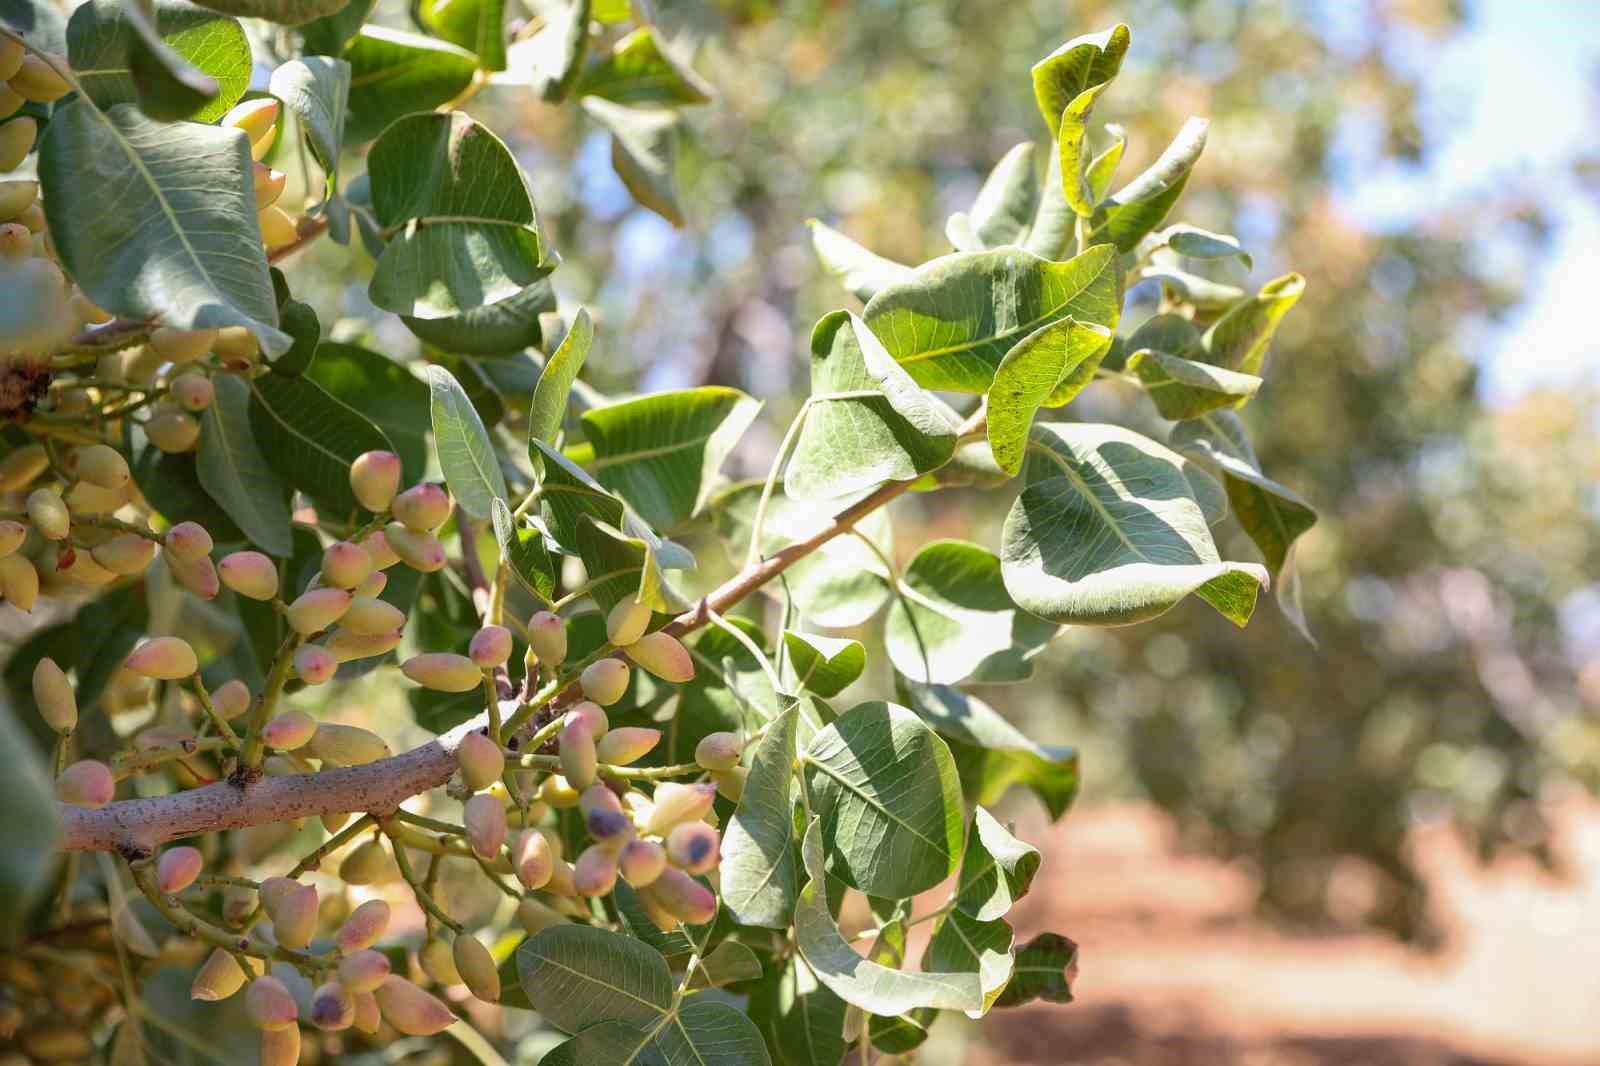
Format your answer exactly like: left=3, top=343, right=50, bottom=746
left=801, top=754, right=949, bottom=855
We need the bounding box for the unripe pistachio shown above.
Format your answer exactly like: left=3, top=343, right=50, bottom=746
left=149, top=326, right=216, bottom=364
left=645, top=866, right=718, bottom=925
left=305, top=722, right=390, bottom=766
left=574, top=845, right=619, bottom=897
left=596, top=727, right=661, bottom=766
left=666, top=822, right=721, bottom=875
left=191, top=948, right=247, bottom=1002
left=619, top=839, right=668, bottom=888
left=0, top=554, right=38, bottom=611
left=0, top=38, right=20, bottom=80
left=92, top=532, right=157, bottom=575
left=339, top=840, right=393, bottom=885
left=644, top=782, right=717, bottom=837
left=515, top=897, right=569, bottom=935
left=222, top=98, right=279, bottom=159
left=56, top=759, right=113, bottom=808
left=694, top=731, right=742, bottom=772
left=333, top=899, right=390, bottom=954
left=567, top=700, right=608, bottom=739
left=512, top=830, right=553, bottom=890
left=259, top=203, right=298, bottom=247
left=349, top=450, right=401, bottom=512
left=326, top=628, right=402, bottom=663
left=452, top=934, right=499, bottom=1002
left=25, top=488, right=68, bottom=540
left=261, top=710, right=315, bottom=752
left=606, top=598, right=652, bottom=647
left=212, top=679, right=251, bottom=719
left=0, top=520, right=22, bottom=556
left=244, top=975, right=297, bottom=1030
left=337, top=949, right=389, bottom=992
left=310, top=981, right=354, bottom=1031
left=526, top=610, right=567, bottom=667
left=0, top=444, right=47, bottom=491
left=156, top=846, right=203, bottom=893
left=126, top=636, right=198, bottom=680
left=170, top=372, right=215, bottom=412
left=218, top=550, right=278, bottom=600
left=469, top=624, right=512, bottom=669
left=391, top=483, right=449, bottom=531
left=294, top=644, right=336, bottom=685
left=636, top=884, right=681, bottom=932
left=580, top=784, right=631, bottom=844
left=384, top=522, right=446, bottom=572
left=0, top=116, right=34, bottom=171
left=16, top=200, right=42, bottom=232
left=714, top=765, right=748, bottom=801
left=351, top=989, right=381, bottom=1034
left=558, top=718, right=597, bottom=789
left=341, top=595, right=404, bottom=635
left=0, top=179, right=36, bottom=219
left=213, top=325, right=259, bottom=364
left=353, top=571, right=387, bottom=599
left=358, top=529, right=400, bottom=570
left=286, top=587, right=352, bottom=634
left=418, top=938, right=460, bottom=986
left=457, top=731, right=504, bottom=791
left=401, top=652, right=480, bottom=692
left=264, top=879, right=317, bottom=950
left=31, top=657, right=75, bottom=733
left=320, top=540, right=372, bottom=589
left=65, top=480, right=127, bottom=518
left=165, top=547, right=220, bottom=599
left=122, top=344, right=164, bottom=387
left=74, top=444, right=130, bottom=491
left=0, top=219, right=26, bottom=257
left=58, top=548, right=113, bottom=588
left=539, top=773, right=581, bottom=808
left=544, top=858, right=577, bottom=896
left=146, top=408, right=201, bottom=452
left=10, top=55, right=71, bottom=102
left=464, top=793, right=507, bottom=859
left=252, top=162, right=286, bottom=210
left=580, top=658, right=629, bottom=706
left=259, top=1023, right=299, bottom=1066
left=322, top=810, right=350, bottom=834
left=625, top=631, right=695, bottom=684
left=376, top=974, right=456, bottom=1035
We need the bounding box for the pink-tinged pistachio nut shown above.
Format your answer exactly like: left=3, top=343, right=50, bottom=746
left=544, top=858, right=577, bottom=896
left=0, top=519, right=25, bottom=556
left=418, top=937, right=460, bottom=985
left=149, top=326, right=216, bottom=363
left=513, top=830, right=553, bottom=890
left=338, top=840, right=392, bottom=885
left=221, top=98, right=278, bottom=160
left=516, top=897, right=569, bottom=936
left=126, top=636, right=198, bottom=680
left=156, top=846, right=203, bottom=893
left=579, top=658, right=629, bottom=707
left=624, top=631, right=695, bottom=684
left=310, top=980, right=355, bottom=1031
left=31, top=656, right=76, bottom=733
left=383, top=522, right=446, bottom=572
left=337, top=949, right=390, bottom=992
left=574, top=845, right=619, bottom=897
left=334, top=900, right=391, bottom=954
left=191, top=948, right=247, bottom=1002
left=170, top=372, right=214, bottom=412
left=320, top=541, right=373, bottom=589
left=293, top=644, right=337, bottom=685
left=349, top=451, right=401, bottom=513
left=326, top=629, right=402, bottom=663
left=260, top=1023, right=300, bottom=1066
left=714, top=767, right=748, bottom=803
left=359, top=529, right=400, bottom=570
left=452, top=934, right=499, bottom=1002
left=92, top=532, right=157, bottom=575
left=74, top=444, right=130, bottom=490
left=211, top=679, right=251, bottom=719
left=605, top=598, right=652, bottom=647
left=595, top=726, right=661, bottom=766
left=375, top=974, right=456, bottom=1035
left=391, top=483, right=450, bottom=532
left=305, top=722, right=390, bottom=766
left=619, top=839, right=668, bottom=888
left=244, top=975, right=298, bottom=1030
left=351, top=989, right=381, bottom=1034
left=355, top=570, right=387, bottom=597
left=265, top=880, right=318, bottom=950
left=636, top=884, right=681, bottom=932
left=694, top=731, right=742, bottom=772
left=558, top=719, right=598, bottom=789
left=527, top=610, right=568, bottom=667
left=56, top=760, right=113, bottom=808
left=217, top=550, right=278, bottom=600
left=580, top=785, right=631, bottom=843
left=146, top=409, right=201, bottom=452
left=666, top=822, right=721, bottom=875
left=645, top=866, right=717, bottom=925
left=456, top=731, right=504, bottom=792
left=567, top=700, right=609, bottom=739
left=400, top=651, right=480, bottom=693
left=25, top=488, right=68, bottom=540
left=341, top=595, right=404, bottom=636
left=644, top=781, right=718, bottom=837
left=539, top=774, right=581, bottom=808
left=286, top=587, right=352, bottom=634
left=463, top=793, right=507, bottom=859
left=165, top=548, right=220, bottom=599
left=0, top=554, right=38, bottom=611
left=468, top=624, right=512, bottom=669
left=261, top=710, right=316, bottom=751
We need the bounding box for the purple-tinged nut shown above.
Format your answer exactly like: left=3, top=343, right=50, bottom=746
left=645, top=866, right=718, bottom=925
left=164, top=521, right=213, bottom=562
left=218, top=550, right=278, bottom=600
left=596, top=727, right=661, bottom=766
left=374, top=974, right=457, bottom=1035
left=566, top=700, right=608, bottom=739
left=165, top=547, right=220, bottom=599
left=310, top=981, right=355, bottom=1031
left=605, top=598, right=652, bottom=647
left=57, top=760, right=114, bottom=808
left=644, top=782, right=717, bottom=837
left=665, top=822, right=721, bottom=875
left=581, top=786, right=632, bottom=844
left=624, top=631, right=695, bottom=684
left=694, top=731, right=742, bottom=772
left=349, top=450, right=401, bottom=513
left=391, top=483, right=450, bottom=532
left=337, top=949, right=390, bottom=992
left=286, top=587, right=352, bottom=634
left=574, top=845, right=619, bottom=897
left=464, top=793, right=507, bottom=859
left=526, top=610, right=567, bottom=667
left=384, top=522, right=446, bottom=572
left=262, top=710, right=316, bottom=751
left=401, top=652, right=480, bottom=693
left=321, top=541, right=373, bottom=589
left=244, top=975, right=298, bottom=1030
left=469, top=625, right=512, bottom=669
left=351, top=989, right=381, bottom=1034
left=619, top=839, right=667, bottom=888
left=92, top=532, right=157, bottom=575
left=125, top=637, right=197, bottom=680
left=335, top=899, right=390, bottom=954
left=456, top=731, right=504, bottom=792
left=156, top=846, right=203, bottom=892
left=559, top=718, right=598, bottom=789
left=293, top=644, right=336, bottom=685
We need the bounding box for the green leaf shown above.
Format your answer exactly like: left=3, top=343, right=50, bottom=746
left=1091, top=116, right=1207, bottom=252
left=343, top=27, right=477, bottom=144
left=801, top=701, right=964, bottom=898
left=782, top=632, right=863, bottom=698
left=685, top=940, right=763, bottom=990
left=270, top=298, right=320, bottom=377
left=304, top=341, right=431, bottom=484
left=1200, top=273, right=1306, bottom=375
left=1002, top=422, right=1268, bottom=627
left=368, top=111, right=550, bottom=319
left=415, top=0, right=506, bottom=71
left=428, top=365, right=509, bottom=522
left=184, top=0, right=345, bottom=25
left=248, top=372, right=393, bottom=519
left=582, top=386, right=759, bottom=531
left=196, top=375, right=293, bottom=557
left=951, top=141, right=1040, bottom=250
left=787, top=310, right=960, bottom=500
left=864, top=244, right=1120, bottom=394
left=884, top=540, right=1057, bottom=686
left=521, top=0, right=589, bottom=102
left=68, top=0, right=250, bottom=123
left=900, top=683, right=1078, bottom=821
left=655, top=999, right=772, bottom=1065
left=1030, top=24, right=1129, bottom=137
left=0, top=700, right=63, bottom=947
left=986, top=316, right=1111, bottom=475
left=582, top=96, right=684, bottom=227
left=577, top=26, right=711, bottom=106
left=1021, top=148, right=1073, bottom=261
left=574, top=515, right=677, bottom=614
left=955, top=807, right=1040, bottom=922
left=300, top=0, right=373, bottom=55
left=531, top=438, right=622, bottom=547
left=491, top=499, right=555, bottom=605
left=751, top=957, right=849, bottom=1066
left=1160, top=223, right=1251, bottom=268
left=269, top=56, right=348, bottom=180
left=404, top=277, right=554, bottom=354
left=516, top=925, right=671, bottom=1033
left=1057, top=81, right=1119, bottom=216
left=38, top=101, right=287, bottom=356
left=528, top=306, right=593, bottom=458
left=807, top=219, right=913, bottom=303
left=994, top=932, right=1077, bottom=1007
left=794, top=820, right=983, bottom=1014
left=128, top=427, right=245, bottom=541
left=1086, top=123, right=1126, bottom=204
left=1126, top=348, right=1262, bottom=421
left=1142, top=265, right=1246, bottom=311
left=925, top=909, right=1014, bottom=1017
left=720, top=705, right=800, bottom=929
